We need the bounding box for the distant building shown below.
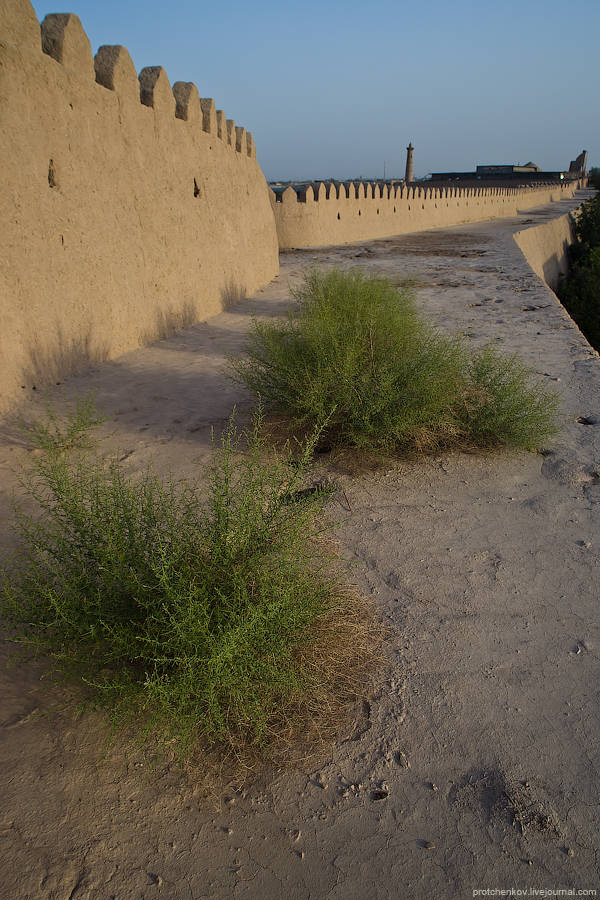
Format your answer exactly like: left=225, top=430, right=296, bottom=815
left=428, top=152, right=587, bottom=185
left=476, top=162, right=541, bottom=175
left=568, top=150, right=588, bottom=177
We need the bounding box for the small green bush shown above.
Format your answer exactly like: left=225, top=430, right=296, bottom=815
left=457, top=346, right=559, bottom=450
left=559, top=245, right=600, bottom=350
left=558, top=193, right=600, bottom=351
left=588, top=167, right=600, bottom=191
left=1, top=409, right=371, bottom=756
left=569, top=192, right=600, bottom=264
left=230, top=268, right=559, bottom=453
left=17, top=393, right=104, bottom=452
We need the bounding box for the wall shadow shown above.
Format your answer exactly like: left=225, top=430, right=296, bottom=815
left=542, top=249, right=568, bottom=291
left=22, top=324, right=109, bottom=391
left=228, top=296, right=295, bottom=318
left=142, top=300, right=198, bottom=344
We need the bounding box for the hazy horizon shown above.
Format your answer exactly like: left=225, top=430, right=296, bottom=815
left=32, top=0, right=599, bottom=183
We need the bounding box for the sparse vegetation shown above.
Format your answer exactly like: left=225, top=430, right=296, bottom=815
left=230, top=268, right=559, bottom=453
left=588, top=166, right=600, bottom=191
left=567, top=188, right=600, bottom=264
left=24, top=325, right=109, bottom=391
left=144, top=300, right=197, bottom=343
left=17, top=394, right=104, bottom=453
left=559, top=192, right=600, bottom=350
left=1, top=407, right=377, bottom=758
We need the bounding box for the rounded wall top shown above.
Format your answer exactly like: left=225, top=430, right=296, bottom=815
left=94, top=45, right=139, bottom=105
left=41, top=13, right=94, bottom=78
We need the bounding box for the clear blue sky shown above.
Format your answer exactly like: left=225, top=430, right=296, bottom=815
left=32, top=0, right=599, bottom=182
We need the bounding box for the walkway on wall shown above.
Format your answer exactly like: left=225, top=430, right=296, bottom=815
left=1, top=193, right=599, bottom=899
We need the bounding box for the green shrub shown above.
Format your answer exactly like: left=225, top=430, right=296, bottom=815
left=230, top=268, right=559, bottom=453
left=569, top=192, right=600, bottom=264
left=1, top=409, right=373, bottom=756
left=588, top=167, right=600, bottom=191
left=559, top=245, right=600, bottom=350
left=559, top=193, right=600, bottom=351
left=17, top=393, right=104, bottom=452
left=457, top=346, right=560, bottom=451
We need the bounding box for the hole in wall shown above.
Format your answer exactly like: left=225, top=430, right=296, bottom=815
left=408, top=205, right=411, bottom=211
left=193, top=178, right=201, bottom=198
left=358, top=210, right=361, bottom=216
left=377, top=208, right=380, bottom=215
left=337, top=212, right=341, bottom=220
left=48, top=159, right=57, bottom=189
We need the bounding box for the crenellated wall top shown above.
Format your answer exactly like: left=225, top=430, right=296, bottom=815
left=2, top=0, right=256, bottom=158
left=269, top=179, right=575, bottom=205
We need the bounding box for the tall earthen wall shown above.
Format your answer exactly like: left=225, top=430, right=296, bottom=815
left=0, top=1, right=279, bottom=412
left=272, top=181, right=581, bottom=250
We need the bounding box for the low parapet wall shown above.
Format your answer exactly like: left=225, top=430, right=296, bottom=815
left=513, top=213, right=575, bottom=292
left=0, top=1, right=279, bottom=412
left=271, top=181, right=581, bottom=250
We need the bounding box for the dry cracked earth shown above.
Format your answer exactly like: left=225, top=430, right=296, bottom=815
left=0, top=193, right=599, bottom=899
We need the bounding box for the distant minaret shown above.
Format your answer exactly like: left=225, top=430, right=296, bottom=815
left=405, top=142, right=414, bottom=183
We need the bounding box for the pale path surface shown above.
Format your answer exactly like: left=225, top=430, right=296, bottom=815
left=1, top=194, right=599, bottom=899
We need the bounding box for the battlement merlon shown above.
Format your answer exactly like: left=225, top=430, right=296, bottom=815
left=139, top=66, right=176, bottom=116
left=41, top=13, right=94, bottom=77
left=173, top=81, right=202, bottom=124
left=0, top=0, right=41, bottom=50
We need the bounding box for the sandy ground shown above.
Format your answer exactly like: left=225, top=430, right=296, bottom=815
left=1, top=193, right=599, bottom=899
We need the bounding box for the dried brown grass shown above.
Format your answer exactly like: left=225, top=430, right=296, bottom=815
left=180, top=590, right=386, bottom=793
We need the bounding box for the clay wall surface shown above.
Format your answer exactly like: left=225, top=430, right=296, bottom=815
left=272, top=181, right=581, bottom=250
left=513, top=213, right=575, bottom=291
left=0, top=1, right=279, bottom=412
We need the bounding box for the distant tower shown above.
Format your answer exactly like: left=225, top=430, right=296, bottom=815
left=405, top=142, right=414, bottom=183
